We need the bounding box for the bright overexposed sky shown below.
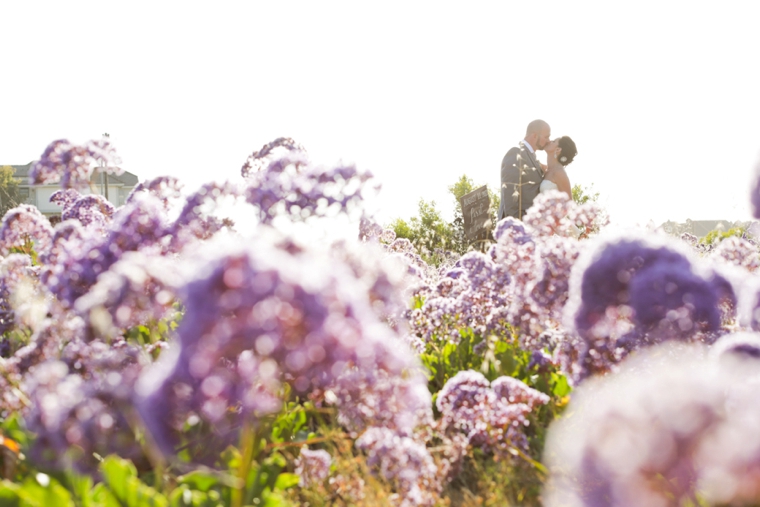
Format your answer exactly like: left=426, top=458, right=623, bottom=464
left=2, top=1, right=760, bottom=228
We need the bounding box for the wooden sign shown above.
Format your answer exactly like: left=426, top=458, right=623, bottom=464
left=459, top=185, right=491, bottom=240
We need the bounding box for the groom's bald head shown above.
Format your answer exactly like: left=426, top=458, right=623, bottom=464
left=525, top=119, right=551, bottom=151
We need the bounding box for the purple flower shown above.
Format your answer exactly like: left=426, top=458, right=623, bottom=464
left=710, top=235, right=760, bottom=272
left=491, top=375, right=549, bottom=409
left=0, top=254, right=35, bottom=335
left=493, top=217, right=531, bottom=244
left=126, top=176, right=184, bottom=209
left=627, top=261, right=728, bottom=334
left=295, top=448, right=332, bottom=487
left=168, top=181, right=239, bottom=251
left=61, top=194, right=115, bottom=230
left=240, top=137, right=306, bottom=179
left=523, top=191, right=575, bottom=237
left=329, top=366, right=432, bottom=437
left=41, top=195, right=170, bottom=307
left=436, top=370, right=537, bottom=454
left=29, top=139, right=122, bottom=189
left=565, top=233, right=736, bottom=379
left=135, top=236, right=422, bottom=460
left=49, top=189, right=82, bottom=210
left=74, top=252, right=179, bottom=339
left=243, top=146, right=375, bottom=225
left=544, top=342, right=760, bottom=507
left=358, top=216, right=384, bottom=242
left=0, top=205, right=53, bottom=256
left=24, top=353, right=147, bottom=474
left=355, top=427, right=440, bottom=507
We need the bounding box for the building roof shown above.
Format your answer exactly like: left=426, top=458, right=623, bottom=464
left=5, top=162, right=138, bottom=186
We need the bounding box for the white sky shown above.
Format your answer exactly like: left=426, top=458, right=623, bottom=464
left=2, top=1, right=760, bottom=228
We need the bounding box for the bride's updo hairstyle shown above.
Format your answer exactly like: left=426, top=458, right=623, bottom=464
left=557, top=136, right=577, bottom=166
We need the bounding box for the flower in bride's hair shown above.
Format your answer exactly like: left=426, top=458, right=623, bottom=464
left=560, top=156, right=567, bottom=163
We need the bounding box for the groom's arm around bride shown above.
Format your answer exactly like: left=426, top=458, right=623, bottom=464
left=498, top=119, right=551, bottom=221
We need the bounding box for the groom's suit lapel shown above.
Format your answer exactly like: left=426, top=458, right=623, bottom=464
left=521, top=142, right=544, bottom=178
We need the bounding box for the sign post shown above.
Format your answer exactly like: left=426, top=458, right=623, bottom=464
left=459, top=185, right=492, bottom=245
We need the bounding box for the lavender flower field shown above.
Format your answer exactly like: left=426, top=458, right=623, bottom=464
left=1, top=137, right=760, bottom=507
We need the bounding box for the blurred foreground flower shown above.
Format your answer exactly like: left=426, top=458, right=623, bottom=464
left=135, top=233, right=427, bottom=461
left=544, top=339, right=760, bottom=506
left=565, top=232, right=736, bottom=380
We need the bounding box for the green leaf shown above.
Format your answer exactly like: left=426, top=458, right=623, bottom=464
left=65, top=472, right=94, bottom=507
left=177, top=471, right=219, bottom=493
left=273, top=473, right=299, bottom=491
left=0, top=480, right=20, bottom=507
left=551, top=373, right=572, bottom=397
left=100, top=456, right=168, bottom=507
left=177, top=470, right=240, bottom=493
left=100, top=456, right=136, bottom=501
left=263, top=491, right=291, bottom=507
left=169, top=486, right=222, bottom=507
left=16, top=475, right=73, bottom=507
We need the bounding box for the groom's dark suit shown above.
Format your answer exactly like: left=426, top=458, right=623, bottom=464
left=498, top=141, right=544, bottom=221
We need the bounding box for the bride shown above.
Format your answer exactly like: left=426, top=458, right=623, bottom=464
left=540, top=136, right=578, bottom=198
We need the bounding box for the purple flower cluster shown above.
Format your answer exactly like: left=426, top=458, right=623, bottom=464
left=168, top=181, right=239, bottom=251
left=328, top=239, right=413, bottom=325
left=544, top=341, right=760, bottom=507
left=710, top=235, right=760, bottom=272
left=294, top=447, right=332, bottom=487
left=565, top=233, right=737, bottom=379
left=0, top=254, right=34, bottom=335
left=0, top=205, right=53, bottom=255
left=29, top=139, right=123, bottom=189
left=126, top=176, right=184, bottom=209
left=39, top=194, right=170, bottom=307
left=355, top=427, right=440, bottom=507
left=49, top=189, right=82, bottom=210
left=243, top=139, right=376, bottom=225
left=23, top=339, right=148, bottom=474
left=435, top=370, right=547, bottom=455
left=240, top=137, right=306, bottom=179
left=328, top=366, right=432, bottom=438
left=61, top=194, right=115, bottom=231
left=135, top=236, right=424, bottom=460
left=327, top=474, right=366, bottom=502
left=408, top=249, right=513, bottom=344
left=74, top=252, right=179, bottom=339
left=523, top=191, right=607, bottom=238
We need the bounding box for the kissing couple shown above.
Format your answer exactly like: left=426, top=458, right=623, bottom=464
left=497, top=119, right=578, bottom=221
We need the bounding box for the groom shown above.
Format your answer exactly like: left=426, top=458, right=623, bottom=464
left=498, top=119, right=551, bottom=221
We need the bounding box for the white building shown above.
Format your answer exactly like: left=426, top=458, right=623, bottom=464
left=7, top=162, right=138, bottom=219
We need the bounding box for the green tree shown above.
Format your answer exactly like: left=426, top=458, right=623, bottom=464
left=700, top=226, right=746, bottom=245
left=389, top=199, right=456, bottom=265
left=571, top=183, right=599, bottom=205
left=388, top=175, right=501, bottom=263
left=0, top=166, right=21, bottom=218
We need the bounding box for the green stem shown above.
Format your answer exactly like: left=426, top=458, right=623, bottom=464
left=232, top=421, right=257, bottom=507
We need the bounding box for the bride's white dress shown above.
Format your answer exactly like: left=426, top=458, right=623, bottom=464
left=539, top=179, right=559, bottom=194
